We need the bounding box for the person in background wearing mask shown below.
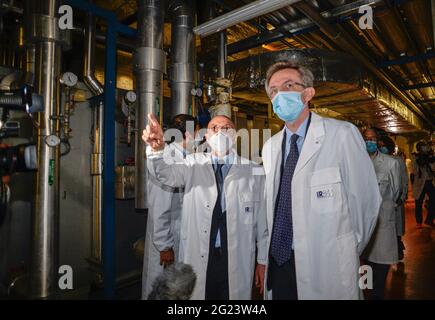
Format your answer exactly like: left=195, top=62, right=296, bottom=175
left=362, top=128, right=401, bottom=300
left=411, top=141, right=435, bottom=228
left=261, top=61, right=381, bottom=299
left=378, top=135, right=408, bottom=260
left=142, top=114, right=199, bottom=299
left=142, top=114, right=268, bottom=300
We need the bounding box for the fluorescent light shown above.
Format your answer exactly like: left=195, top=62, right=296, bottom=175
left=193, top=0, right=302, bottom=37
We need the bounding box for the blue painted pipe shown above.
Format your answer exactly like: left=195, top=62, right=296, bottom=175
left=64, top=0, right=136, bottom=299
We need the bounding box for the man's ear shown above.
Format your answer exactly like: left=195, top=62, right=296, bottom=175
left=302, top=87, right=315, bottom=104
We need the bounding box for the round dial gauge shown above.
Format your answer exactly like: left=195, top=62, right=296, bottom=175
left=45, top=134, right=61, bottom=147
left=125, top=91, right=137, bottom=103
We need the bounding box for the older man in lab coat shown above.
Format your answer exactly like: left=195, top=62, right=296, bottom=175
left=261, top=61, right=381, bottom=300
left=362, top=129, right=401, bottom=300
left=142, top=114, right=268, bottom=300
left=142, top=114, right=198, bottom=299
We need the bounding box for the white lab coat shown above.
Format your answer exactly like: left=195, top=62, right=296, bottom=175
left=147, top=149, right=268, bottom=300
left=395, top=156, right=408, bottom=236
left=141, top=142, right=184, bottom=299
left=262, top=112, right=381, bottom=300
left=363, top=152, right=401, bottom=265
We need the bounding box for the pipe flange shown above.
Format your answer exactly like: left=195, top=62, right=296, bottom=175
left=169, top=63, right=194, bottom=83
left=28, top=14, right=68, bottom=44
left=133, top=47, right=167, bottom=74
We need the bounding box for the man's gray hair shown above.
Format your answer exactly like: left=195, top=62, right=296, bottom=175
left=264, top=60, right=314, bottom=92
left=147, top=263, right=197, bottom=300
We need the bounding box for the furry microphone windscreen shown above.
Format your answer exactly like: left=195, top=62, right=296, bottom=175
left=148, top=263, right=197, bottom=300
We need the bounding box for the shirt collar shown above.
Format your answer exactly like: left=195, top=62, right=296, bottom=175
left=211, top=150, right=235, bottom=166
left=284, top=112, right=310, bottom=140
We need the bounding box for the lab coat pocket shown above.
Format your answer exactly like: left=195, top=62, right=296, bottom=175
left=239, top=193, right=258, bottom=225
left=377, top=174, right=389, bottom=198
left=337, top=232, right=358, bottom=292
left=310, top=167, right=343, bottom=214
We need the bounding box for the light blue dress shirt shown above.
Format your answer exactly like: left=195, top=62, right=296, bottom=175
left=211, top=151, right=234, bottom=248
left=284, top=114, right=310, bottom=160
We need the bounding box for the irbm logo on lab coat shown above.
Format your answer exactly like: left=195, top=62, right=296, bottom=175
left=316, top=188, right=334, bottom=199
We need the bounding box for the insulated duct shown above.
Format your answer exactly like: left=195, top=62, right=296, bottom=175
left=26, top=0, right=63, bottom=299
left=193, top=0, right=302, bottom=37
left=134, top=0, right=165, bottom=211
left=169, top=0, right=195, bottom=118
left=83, top=9, right=104, bottom=268
left=222, top=48, right=427, bottom=133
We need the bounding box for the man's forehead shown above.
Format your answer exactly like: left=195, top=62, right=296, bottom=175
left=208, top=116, right=234, bottom=128
left=364, top=129, right=377, bottom=137
left=269, top=68, right=302, bottom=85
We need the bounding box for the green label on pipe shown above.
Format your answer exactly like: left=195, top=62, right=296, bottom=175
left=48, top=159, right=54, bottom=186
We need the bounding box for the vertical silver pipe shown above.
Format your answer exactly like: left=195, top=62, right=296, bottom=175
left=24, top=45, right=35, bottom=86
left=83, top=10, right=104, bottom=265
left=169, top=0, right=195, bottom=118
left=218, top=31, right=227, bottom=78
left=26, top=0, right=62, bottom=299
left=134, top=0, right=165, bottom=211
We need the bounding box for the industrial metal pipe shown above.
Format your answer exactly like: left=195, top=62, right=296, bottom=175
left=83, top=8, right=104, bottom=266
left=218, top=31, right=227, bottom=78
left=169, top=0, right=195, bottom=117
left=193, top=0, right=302, bottom=37
left=134, top=0, right=165, bottom=211
left=26, top=0, right=62, bottom=299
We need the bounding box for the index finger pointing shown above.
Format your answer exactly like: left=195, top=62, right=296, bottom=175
left=147, top=113, right=159, bottom=127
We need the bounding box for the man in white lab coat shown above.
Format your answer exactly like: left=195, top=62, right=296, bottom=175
left=378, top=135, right=408, bottom=259
left=362, top=128, right=401, bottom=300
left=141, top=114, right=198, bottom=299
left=261, top=61, right=382, bottom=300
left=143, top=114, right=268, bottom=300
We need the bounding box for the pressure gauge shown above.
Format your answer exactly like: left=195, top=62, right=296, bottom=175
left=190, top=88, right=203, bottom=97
left=125, top=91, right=137, bottom=103
left=45, top=134, right=61, bottom=147
left=61, top=72, right=78, bottom=87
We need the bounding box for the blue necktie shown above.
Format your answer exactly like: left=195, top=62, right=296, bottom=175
left=213, top=163, right=224, bottom=247
left=271, top=134, right=299, bottom=266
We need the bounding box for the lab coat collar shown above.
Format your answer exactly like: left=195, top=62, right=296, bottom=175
left=293, top=112, right=325, bottom=176
left=271, top=112, right=325, bottom=179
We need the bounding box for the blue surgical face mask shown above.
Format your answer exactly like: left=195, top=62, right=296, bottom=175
left=379, top=146, right=389, bottom=154
left=366, top=141, right=378, bottom=153
left=272, top=91, right=305, bottom=123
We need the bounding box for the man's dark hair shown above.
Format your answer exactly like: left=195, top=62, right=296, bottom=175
left=379, top=135, right=396, bottom=155
left=170, top=114, right=198, bottom=141
left=416, top=140, right=428, bottom=153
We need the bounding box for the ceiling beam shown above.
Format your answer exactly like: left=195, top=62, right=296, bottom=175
left=377, top=50, right=435, bottom=68
left=293, top=0, right=434, bottom=129
left=401, top=82, right=435, bottom=91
